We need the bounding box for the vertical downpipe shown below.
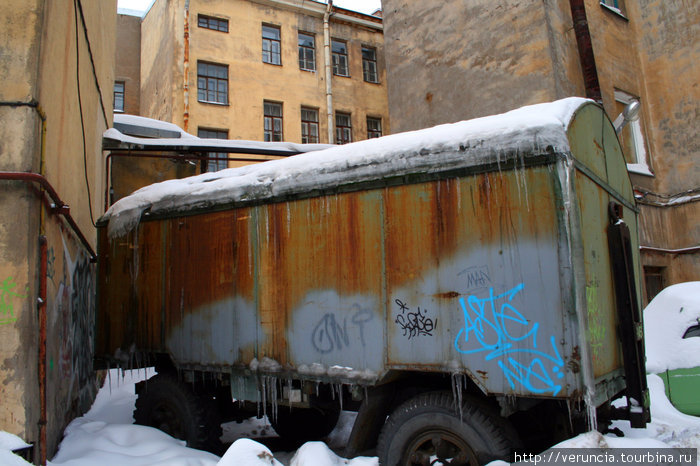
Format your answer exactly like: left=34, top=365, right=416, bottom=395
left=38, top=236, right=48, bottom=466
left=569, top=0, right=602, bottom=103
left=183, top=0, right=190, bottom=131
left=323, top=1, right=334, bottom=143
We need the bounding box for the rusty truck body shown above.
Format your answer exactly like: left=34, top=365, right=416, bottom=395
left=95, top=98, right=649, bottom=464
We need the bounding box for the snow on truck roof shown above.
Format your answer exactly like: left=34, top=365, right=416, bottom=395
left=102, top=97, right=592, bottom=237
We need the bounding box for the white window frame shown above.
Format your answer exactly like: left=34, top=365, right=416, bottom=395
left=613, top=90, right=652, bottom=176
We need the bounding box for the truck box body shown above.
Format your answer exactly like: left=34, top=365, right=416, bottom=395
left=96, top=99, right=646, bottom=455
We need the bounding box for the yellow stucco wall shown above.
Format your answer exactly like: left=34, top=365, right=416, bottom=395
left=141, top=0, right=389, bottom=144
left=0, top=0, right=115, bottom=460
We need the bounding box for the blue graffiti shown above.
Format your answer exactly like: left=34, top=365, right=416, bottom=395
left=453, top=283, right=564, bottom=396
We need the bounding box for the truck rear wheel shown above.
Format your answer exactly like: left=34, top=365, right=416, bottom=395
left=134, top=373, right=222, bottom=452
left=377, top=391, right=510, bottom=466
left=270, top=403, right=340, bottom=444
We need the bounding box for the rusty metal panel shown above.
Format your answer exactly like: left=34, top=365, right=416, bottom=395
left=164, top=211, right=238, bottom=365
left=256, top=191, right=386, bottom=373
left=384, top=169, right=577, bottom=397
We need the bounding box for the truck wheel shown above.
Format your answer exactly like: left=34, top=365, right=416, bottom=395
left=134, top=373, right=222, bottom=452
left=270, top=404, right=340, bottom=443
left=377, top=391, right=510, bottom=466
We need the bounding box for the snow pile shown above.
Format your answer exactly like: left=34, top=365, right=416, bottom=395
left=0, top=432, right=32, bottom=466
left=103, top=98, right=591, bottom=237
left=112, top=114, right=198, bottom=139
left=644, top=282, right=700, bottom=373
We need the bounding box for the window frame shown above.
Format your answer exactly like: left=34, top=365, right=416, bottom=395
left=262, top=24, right=282, bottom=66
left=362, top=46, right=379, bottom=83
left=301, top=107, right=319, bottom=144
left=197, top=14, right=229, bottom=33
left=613, top=89, right=652, bottom=176
left=113, top=81, right=125, bottom=113
left=197, top=61, right=228, bottom=105
left=366, top=116, right=382, bottom=139
left=197, top=127, right=229, bottom=172
left=335, top=112, right=352, bottom=144
left=298, top=32, right=316, bottom=72
left=264, top=101, right=284, bottom=142
left=331, top=39, right=349, bottom=77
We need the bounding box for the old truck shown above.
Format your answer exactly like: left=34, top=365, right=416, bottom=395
left=95, top=98, right=649, bottom=464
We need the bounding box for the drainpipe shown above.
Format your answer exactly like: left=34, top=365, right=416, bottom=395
left=38, top=236, right=48, bottom=466
left=323, top=0, right=334, bottom=143
left=569, top=0, right=602, bottom=103
left=183, top=0, right=190, bottom=132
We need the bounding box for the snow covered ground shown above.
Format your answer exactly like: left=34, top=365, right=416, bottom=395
left=2, top=283, right=699, bottom=465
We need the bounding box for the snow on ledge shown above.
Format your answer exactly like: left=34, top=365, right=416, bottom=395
left=103, top=98, right=592, bottom=237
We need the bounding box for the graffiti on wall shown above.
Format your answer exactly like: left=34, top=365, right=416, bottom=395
left=394, top=298, right=437, bottom=339
left=453, top=283, right=565, bottom=396
left=53, top=234, right=96, bottom=409
left=311, top=304, right=374, bottom=354
left=0, top=276, right=28, bottom=325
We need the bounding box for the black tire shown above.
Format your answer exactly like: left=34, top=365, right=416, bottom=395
left=270, top=403, right=341, bottom=444
left=134, top=373, right=222, bottom=453
left=377, top=391, right=511, bottom=466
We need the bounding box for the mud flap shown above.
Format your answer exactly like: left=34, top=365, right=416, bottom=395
left=607, top=202, right=650, bottom=428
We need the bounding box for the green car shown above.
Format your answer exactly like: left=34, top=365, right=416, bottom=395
left=643, top=282, right=700, bottom=417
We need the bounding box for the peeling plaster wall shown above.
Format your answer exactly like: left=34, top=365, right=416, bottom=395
left=0, top=0, right=115, bottom=460
left=383, top=0, right=581, bottom=132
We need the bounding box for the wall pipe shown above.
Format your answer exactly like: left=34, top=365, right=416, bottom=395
left=323, top=0, right=334, bottom=143
left=0, top=172, right=97, bottom=262
left=37, top=236, right=48, bottom=466
left=569, top=0, right=602, bottom=103
left=183, top=0, right=190, bottom=132
left=640, top=245, right=700, bottom=255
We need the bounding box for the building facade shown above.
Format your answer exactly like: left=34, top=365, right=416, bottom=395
left=382, top=0, right=699, bottom=303
left=0, top=0, right=115, bottom=462
left=133, top=0, right=388, bottom=149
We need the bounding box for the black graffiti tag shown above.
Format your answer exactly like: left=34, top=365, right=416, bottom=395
left=394, top=299, right=436, bottom=340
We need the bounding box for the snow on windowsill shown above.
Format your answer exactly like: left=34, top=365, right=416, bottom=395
left=627, top=163, right=654, bottom=177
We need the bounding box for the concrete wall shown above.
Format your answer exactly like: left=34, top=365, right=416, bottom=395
left=383, top=0, right=581, bottom=132
left=382, top=0, right=698, bottom=300
left=140, top=0, right=183, bottom=123
left=115, top=14, right=141, bottom=114
left=0, top=0, right=115, bottom=460
left=139, top=0, right=389, bottom=143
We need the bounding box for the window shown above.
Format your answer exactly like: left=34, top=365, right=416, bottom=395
left=362, top=46, right=378, bottom=83
left=264, top=101, right=283, bottom=142
left=367, top=117, right=382, bottom=139
left=262, top=25, right=281, bottom=65
left=335, top=112, right=352, bottom=144
left=197, top=62, right=228, bottom=104
left=643, top=266, right=665, bottom=304
left=332, top=39, right=349, bottom=76
left=301, top=107, right=319, bottom=144
left=198, top=14, right=228, bottom=32
left=198, top=128, right=229, bottom=172
left=113, top=81, right=125, bottom=112
left=613, top=90, right=651, bottom=175
left=298, top=32, right=316, bottom=71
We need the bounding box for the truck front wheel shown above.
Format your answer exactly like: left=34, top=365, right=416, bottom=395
left=134, top=373, right=222, bottom=453
left=377, top=391, right=511, bottom=466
